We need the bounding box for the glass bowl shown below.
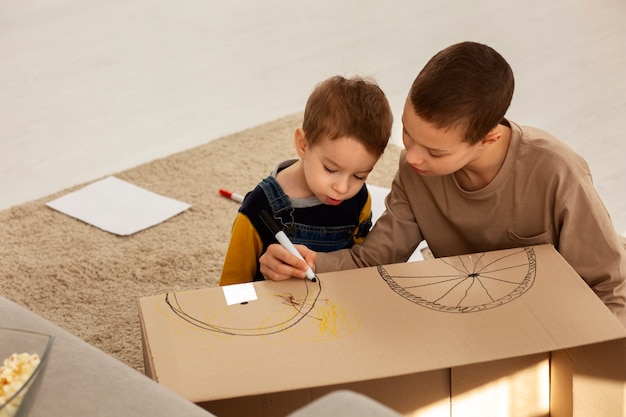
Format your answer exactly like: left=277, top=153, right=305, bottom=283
left=0, top=329, right=54, bottom=417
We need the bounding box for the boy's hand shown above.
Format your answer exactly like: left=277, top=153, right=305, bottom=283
left=260, top=243, right=317, bottom=281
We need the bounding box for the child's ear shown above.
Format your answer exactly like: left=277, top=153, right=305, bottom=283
left=294, top=128, right=308, bottom=158
left=478, top=129, right=501, bottom=149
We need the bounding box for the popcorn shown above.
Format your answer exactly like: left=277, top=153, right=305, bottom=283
left=0, top=352, right=40, bottom=417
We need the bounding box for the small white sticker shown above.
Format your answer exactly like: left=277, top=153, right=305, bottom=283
left=222, top=283, right=258, bottom=305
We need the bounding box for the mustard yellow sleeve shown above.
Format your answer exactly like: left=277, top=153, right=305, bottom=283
left=352, top=192, right=373, bottom=245
left=219, top=213, right=264, bottom=286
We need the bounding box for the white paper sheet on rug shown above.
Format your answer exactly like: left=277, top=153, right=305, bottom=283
left=45, top=176, right=191, bottom=235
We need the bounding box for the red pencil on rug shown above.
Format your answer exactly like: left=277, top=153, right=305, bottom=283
left=219, top=188, right=244, bottom=203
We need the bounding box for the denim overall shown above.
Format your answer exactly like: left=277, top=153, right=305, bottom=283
left=258, top=176, right=365, bottom=252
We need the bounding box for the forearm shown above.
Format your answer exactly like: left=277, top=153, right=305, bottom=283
left=317, top=171, right=423, bottom=273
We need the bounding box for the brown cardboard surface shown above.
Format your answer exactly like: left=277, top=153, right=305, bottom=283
left=138, top=244, right=626, bottom=405
left=551, top=338, right=626, bottom=417
left=199, top=370, right=450, bottom=417
left=452, top=353, right=550, bottom=417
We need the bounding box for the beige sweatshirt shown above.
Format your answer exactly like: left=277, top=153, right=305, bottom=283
left=316, top=120, right=626, bottom=325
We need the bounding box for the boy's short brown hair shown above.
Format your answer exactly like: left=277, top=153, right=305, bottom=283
left=409, top=42, right=514, bottom=145
left=302, top=76, right=393, bottom=156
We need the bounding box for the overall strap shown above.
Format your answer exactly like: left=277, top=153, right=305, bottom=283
left=258, top=176, right=293, bottom=220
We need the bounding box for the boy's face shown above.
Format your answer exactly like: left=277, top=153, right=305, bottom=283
left=298, top=134, right=378, bottom=206
left=401, top=99, right=482, bottom=177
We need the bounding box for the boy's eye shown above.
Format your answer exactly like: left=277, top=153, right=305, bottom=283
left=325, top=165, right=366, bottom=180
left=429, top=152, right=444, bottom=158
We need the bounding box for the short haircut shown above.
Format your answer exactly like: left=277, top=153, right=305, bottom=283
left=409, top=42, right=514, bottom=145
left=302, top=76, right=393, bottom=156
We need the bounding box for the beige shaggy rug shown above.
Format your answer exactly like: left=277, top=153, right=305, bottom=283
left=0, top=113, right=402, bottom=373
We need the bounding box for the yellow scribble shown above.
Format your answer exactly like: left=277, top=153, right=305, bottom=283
left=272, top=293, right=358, bottom=341
left=315, top=300, right=353, bottom=340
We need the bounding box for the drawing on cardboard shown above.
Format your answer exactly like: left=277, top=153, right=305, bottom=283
left=378, top=247, right=536, bottom=313
left=164, top=277, right=334, bottom=337
left=276, top=294, right=356, bottom=340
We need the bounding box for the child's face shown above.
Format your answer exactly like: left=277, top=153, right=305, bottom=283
left=401, top=99, right=482, bottom=177
left=299, top=135, right=378, bottom=206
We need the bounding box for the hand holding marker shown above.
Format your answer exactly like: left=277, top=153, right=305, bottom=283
left=259, top=210, right=317, bottom=282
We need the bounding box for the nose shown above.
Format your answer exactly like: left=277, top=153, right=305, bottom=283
left=405, top=146, right=425, bottom=166
left=332, top=176, right=350, bottom=194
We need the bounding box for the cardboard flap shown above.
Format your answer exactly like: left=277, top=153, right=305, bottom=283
left=138, top=244, right=626, bottom=402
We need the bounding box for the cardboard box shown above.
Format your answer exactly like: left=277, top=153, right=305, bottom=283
left=138, top=244, right=626, bottom=416
left=551, top=337, right=626, bottom=417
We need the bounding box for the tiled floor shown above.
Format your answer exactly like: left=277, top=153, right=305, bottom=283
left=2, top=0, right=625, bottom=234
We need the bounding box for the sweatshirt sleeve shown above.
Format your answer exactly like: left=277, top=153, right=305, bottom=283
left=556, top=173, right=626, bottom=326
left=219, top=213, right=264, bottom=286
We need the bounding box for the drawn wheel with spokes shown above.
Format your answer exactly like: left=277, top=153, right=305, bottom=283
left=378, top=247, right=536, bottom=313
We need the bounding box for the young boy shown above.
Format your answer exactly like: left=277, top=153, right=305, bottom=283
left=219, top=75, right=393, bottom=285
left=259, top=42, right=626, bottom=326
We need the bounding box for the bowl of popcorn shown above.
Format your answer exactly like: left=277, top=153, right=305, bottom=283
left=0, top=329, right=53, bottom=417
